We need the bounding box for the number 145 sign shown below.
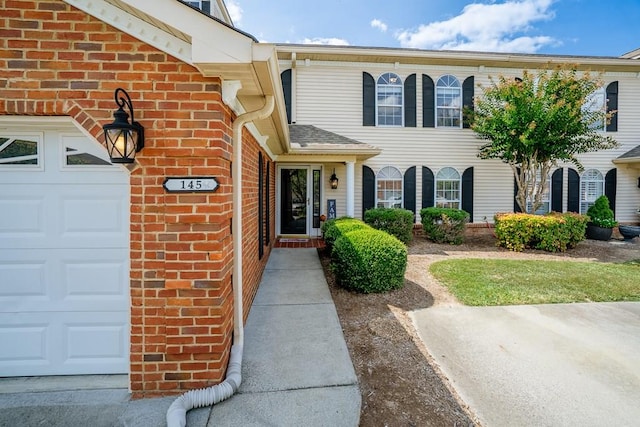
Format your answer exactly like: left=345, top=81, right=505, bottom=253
left=163, top=177, right=219, bottom=193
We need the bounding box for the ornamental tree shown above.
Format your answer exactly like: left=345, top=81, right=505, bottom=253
left=472, top=66, right=618, bottom=213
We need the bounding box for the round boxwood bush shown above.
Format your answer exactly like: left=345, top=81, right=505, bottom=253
left=420, top=207, right=469, bottom=244
left=364, top=207, right=415, bottom=244
left=331, top=228, right=407, bottom=293
left=322, top=217, right=370, bottom=250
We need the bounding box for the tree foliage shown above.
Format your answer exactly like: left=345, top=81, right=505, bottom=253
left=472, top=65, right=618, bottom=213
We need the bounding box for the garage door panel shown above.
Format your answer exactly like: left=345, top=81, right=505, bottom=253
left=0, top=261, right=47, bottom=297
left=0, top=323, right=48, bottom=365
left=1, top=249, right=128, bottom=312
left=60, top=188, right=128, bottom=247
left=0, top=313, right=128, bottom=376
left=0, top=196, right=44, bottom=235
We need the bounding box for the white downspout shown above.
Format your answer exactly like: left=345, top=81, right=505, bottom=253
left=166, top=95, right=275, bottom=427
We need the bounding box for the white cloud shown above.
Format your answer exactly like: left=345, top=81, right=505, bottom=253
left=226, top=1, right=243, bottom=24
left=396, top=0, right=558, bottom=53
left=301, top=37, right=350, bottom=46
left=371, top=19, right=388, bottom=32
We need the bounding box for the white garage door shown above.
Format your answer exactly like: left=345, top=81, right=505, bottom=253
left=0, top=121, right=130, bottom=376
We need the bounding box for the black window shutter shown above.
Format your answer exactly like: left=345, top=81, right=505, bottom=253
left=404, top=74, right=416, bottom=127
left=606, top=81, right=618, bottom=132
left=462, top=76, right=474, bottom=129
left=258, top=152, right=264, bottom=259
left=462, top=167, right=474, bottom=222
left=266, top=161, right=270, bottom=245
left=362, top=165, right=375, bottom=218
left=605, top=168, right=617, bottom=215
left=567, top=168, right=580, bottom=213
left=363, top=72, right=375, bottom=126
left=422, top=75, right=435, bottom=128
left=421, top=166, right=434, bottom=208
left=403, top=166, right=416, bottom=215
left=280, top=69, right=292, bottom=124
left=513, top=168, right=522, bottom=212
left=551, top=168, right=563, bottom=212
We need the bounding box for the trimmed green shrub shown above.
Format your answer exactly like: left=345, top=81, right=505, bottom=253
left=494, top=212, right=588, bottom=252
left=322, top=217, right=370, bottom=250
left=420, top=207, right=470, bottom=244
left=586, top=195, right=618, bottom=228
left=364, top=207, right=415, bottom=244
left=331, top=228, right=407, bottom=293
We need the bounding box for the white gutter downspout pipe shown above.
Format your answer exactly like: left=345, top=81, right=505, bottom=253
left=166, top=95, right=275, bottom=427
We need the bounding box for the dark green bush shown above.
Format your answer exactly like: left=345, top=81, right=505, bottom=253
left=364, top=207, right=415, bottom=244
left=322, top=217, right=370, bottom=250
left=420, top=207, right=470, bottom=244
left=586, top=195, right=618, bottom=228
left=494, top=212, right=588, bottom=252
left=331, top=228, right=407, bottom=293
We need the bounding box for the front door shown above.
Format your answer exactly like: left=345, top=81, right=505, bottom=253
left=280, top=168, right=308, bottom=234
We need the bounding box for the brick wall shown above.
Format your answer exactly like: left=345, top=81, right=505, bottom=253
left=0, top=0, right=274, bottom=396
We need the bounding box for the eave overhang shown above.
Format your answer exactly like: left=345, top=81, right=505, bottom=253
left=276, top=44, right=640, bottom=73
left=64, top=0, right=289, bottom=155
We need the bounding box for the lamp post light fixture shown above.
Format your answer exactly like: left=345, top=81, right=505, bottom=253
left=103, top=88, right=144, bottom=163
left=329, top=168, right=339, bottom=190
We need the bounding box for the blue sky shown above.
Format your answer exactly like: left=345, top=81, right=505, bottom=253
left=225, top=0, right=639, bottom=57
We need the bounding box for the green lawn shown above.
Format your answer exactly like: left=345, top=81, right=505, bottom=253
left=429, top=259, right=640, bottom=306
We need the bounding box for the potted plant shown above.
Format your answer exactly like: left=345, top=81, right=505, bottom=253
left=585, top=195, right=618, bottom=241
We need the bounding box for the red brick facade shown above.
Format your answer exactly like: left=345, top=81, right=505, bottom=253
left=0, top=0, right=274, bottom=396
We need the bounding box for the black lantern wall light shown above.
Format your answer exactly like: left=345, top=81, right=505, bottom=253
left=329, top=168, right=339, bottom=189
left=103, top=88, right=144, bottom=163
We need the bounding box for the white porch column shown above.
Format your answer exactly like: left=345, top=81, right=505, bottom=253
left=346, top=161, right=355, bottom=217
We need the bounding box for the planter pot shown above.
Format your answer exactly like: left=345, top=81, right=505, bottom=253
left=586, top=224, right=613, bottom=241
left=618, top=225, right=640, bottom=240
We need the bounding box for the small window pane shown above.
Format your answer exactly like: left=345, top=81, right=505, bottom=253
left=376, top=166, right=403, bottom=208
left=0, top=137, right=39, bottom=165
left=65, top=147, right=111, bottom=166
left=436, top=167, right=461, bottom=209
left=580, top=169, right=604, bottom=214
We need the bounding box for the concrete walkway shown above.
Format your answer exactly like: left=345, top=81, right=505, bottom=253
left=0, top=248, right=360, bottom=427
left=411, top=302, right=640, bottom=427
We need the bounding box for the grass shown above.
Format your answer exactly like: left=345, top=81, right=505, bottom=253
left=429, top=258, right=640, bottom=306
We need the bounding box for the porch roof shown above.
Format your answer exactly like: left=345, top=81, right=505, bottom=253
left=613, top=144, right=640, bottom=166
left=285, top=124, right=381, bottom=161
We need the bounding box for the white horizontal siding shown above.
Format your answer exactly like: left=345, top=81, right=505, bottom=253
left=283, top=60, right=640, bottom=224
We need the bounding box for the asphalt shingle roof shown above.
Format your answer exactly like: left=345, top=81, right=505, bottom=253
left=288, top=124, right=365, bottom=147
left=617, top=144, right=640, bottom=159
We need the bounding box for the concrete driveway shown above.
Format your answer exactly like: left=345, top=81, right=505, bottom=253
left=411, top=302, right=640, bottom=427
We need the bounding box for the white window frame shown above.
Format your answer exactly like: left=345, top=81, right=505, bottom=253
left=435, top=167, right=461, bottom=209
left=376, top=166, right=403, bottom=208
left=0, top=133, right=44, bottom=171
left=583, top=87, right=606, bottom=131
left=580, top=169, right=604, bottom=214
left=526, top=170, right=551, bottom=214
left=376, top=73, right=404, bottom=127
left=436, top=75, right=462, bottom=128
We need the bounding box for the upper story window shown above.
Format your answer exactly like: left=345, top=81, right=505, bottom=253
left=580, top=169, right=604, bottom=214
left=583, top=87, right=606, bottom=131
left=436, top=75, right=462, bottom=128
left=376, top=166, right=403, bottom=208
left=377, top=73, right=403, bottom=126
left=435, top=167, right=461, bottom=209
left=185, top=1, right=211, bottom=14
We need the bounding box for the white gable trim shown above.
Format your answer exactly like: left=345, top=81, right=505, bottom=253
left=64, top=0, right=192, bottom=64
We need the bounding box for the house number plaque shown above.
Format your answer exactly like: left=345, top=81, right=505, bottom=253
left=163, top=177, right=219, bottom=193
